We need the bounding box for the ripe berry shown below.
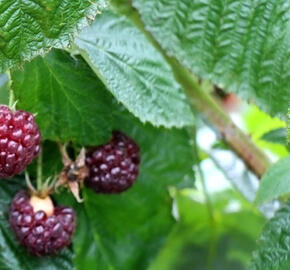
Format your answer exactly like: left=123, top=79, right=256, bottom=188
left=85, top=131, right=140, bottom=193
left=9, top=191, right=76, bottom=256
left=0, top=105, right=41, bottom=178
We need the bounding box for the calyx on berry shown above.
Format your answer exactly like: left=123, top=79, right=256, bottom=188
left=56, top=145, right=88, bottom=202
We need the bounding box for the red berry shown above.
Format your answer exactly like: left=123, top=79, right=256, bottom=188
left=0, top=105, right=41, bottom=178
left=85, top=131, right=140, bottom=193
left=9, top=191, right=76, bottom=256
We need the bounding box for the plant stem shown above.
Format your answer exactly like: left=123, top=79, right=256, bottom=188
left=169, top=59, right=271, bottom=178
left=6, top=71, right=15, bottom=109
left=36, top=150, right=43, bottom=191
left=115, top=4, right=271, bottom=178
left=191, top=126, right=216, bottom=270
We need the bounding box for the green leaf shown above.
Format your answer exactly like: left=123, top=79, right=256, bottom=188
left=0, top=0, right=107, bottom=72
left=53, top=192, right=106, bottom=270
left=133, top=0, right=290, bottom=117
left=261, top=128, right=287, bottom=145
left=150, top=189, right=265, bottom=270
left=73, top=206, right=106, bottom=270
left=250, top=203, right=290, bottom=270
left=83, top=110, right=195, bottom=270
left=74, top=10, right=194, bottom=128
left=11, top=49, right=114, bottom=146
left=0, top=178, right=73, bottom=270
left=256, top=155, right=290, bottom=204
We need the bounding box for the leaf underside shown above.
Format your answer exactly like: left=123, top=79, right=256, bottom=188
left=75, top=10, right=194, bottom=128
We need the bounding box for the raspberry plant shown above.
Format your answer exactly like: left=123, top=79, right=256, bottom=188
left=0, top=0, right=289, bottom=269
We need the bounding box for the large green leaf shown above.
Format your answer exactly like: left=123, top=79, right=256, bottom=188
left=150, top=189, right=265, bottom=270
left=0, top=0, right=107, bottom=72
left=133, top=0, right=290, bottom=117
left=83, top=110, right=195, bottom=270
left=11, top=49, right=114, bottom=146
left=250, top=203, right=290, bottom=270
left=0, top=178, right=73, bottom=270
left=256, top=155, right=290, bottom=204
left=74, top=10, right=194, bottom=128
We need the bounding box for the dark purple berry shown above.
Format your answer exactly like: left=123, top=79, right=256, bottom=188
left=85, top=131, right=140, bottom=193
left=0, top=105, right=41, bottom=178
left=9, top=191, right=76, bottom=256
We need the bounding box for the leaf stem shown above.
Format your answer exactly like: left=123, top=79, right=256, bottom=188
left=191, top=126, right=216, bottom=270
left=36, top=150, right=43, bottom=191
left=7, top=71, right=15, bottom=109
left=169, top=60, right=271, bottom=178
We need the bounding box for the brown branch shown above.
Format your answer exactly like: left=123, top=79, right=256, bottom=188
left=112, top=2, right=272, bottom=178
left=167, top=57, right=271, bottom=178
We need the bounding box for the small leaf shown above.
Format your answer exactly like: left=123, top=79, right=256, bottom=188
left=0, top=0, right=107, bottom=72
left=250, top=203, right=290, bottom=270
left=256, top=155, right=290, bottom=204
left=75, top=10, right=194, bottom=128
left=11, top=49, right=114, bottom=146
left=261, top=128, right=287, bottom=145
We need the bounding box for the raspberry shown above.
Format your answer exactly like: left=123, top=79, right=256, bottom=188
left=9, top=191, right=76, bottom=256
left=0, top=105, right=41, bottom=178
left=85, top=131, right=140, bottom=193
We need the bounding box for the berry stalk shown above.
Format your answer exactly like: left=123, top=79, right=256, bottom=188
left=36, top=150, right=43, bottom=191
left=7, top=71, right=15, bottom=109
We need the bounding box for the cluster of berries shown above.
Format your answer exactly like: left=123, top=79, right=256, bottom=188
left=0, top=106, right=140, bottom=256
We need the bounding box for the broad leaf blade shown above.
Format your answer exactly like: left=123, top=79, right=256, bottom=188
left=11, top=50, right=114, bottom=146
left=75, top=10, right=194, bottom=128
left=0, top=179, right=73, bottom=270
left=150, top=189, right=265, bottom=270
left=133, top=0, right=290, bottom=117
left=250, top=203, right=290, bottom=270
left=83, top=111, right=195, bottom=270
left=256, top=155, right=290, bottom=204
left=0, top=0, right=107, bottom=72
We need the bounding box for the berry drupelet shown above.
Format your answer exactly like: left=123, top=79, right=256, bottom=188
left=0, top=105, right=41, bottom=178
left=85, top=131, right=140, bottom=193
